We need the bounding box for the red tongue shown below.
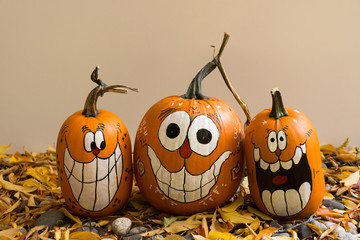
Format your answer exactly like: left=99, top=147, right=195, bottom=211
left=272, top=175, right=287, bottom=185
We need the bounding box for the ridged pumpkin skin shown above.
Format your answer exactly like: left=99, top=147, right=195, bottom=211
left=57, top=110, right=132, bottom=217
left=134, top=96, right=244, bottom=215
left=244, top=90, right=325, bottom=220
left=56, top=67, right=136, bottom=218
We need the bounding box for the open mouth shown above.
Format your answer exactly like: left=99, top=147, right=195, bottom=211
left=254, top=143, right=312, bottom=217
left=64, top=144, right=123, bottom=211
left=148, top=146, right=231, bottom=203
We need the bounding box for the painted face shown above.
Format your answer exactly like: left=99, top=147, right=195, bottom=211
left=57, top=109, right=132, bottom=217
left=245, top=108, right=325, bottom=220
left=134, top=96, right=245, bottom=215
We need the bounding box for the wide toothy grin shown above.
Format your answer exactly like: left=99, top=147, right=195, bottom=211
left=64, top=144, right=123, bottom=211
left=254, top=143, right=312, bottom=217
left=148, top=146, right=231, bottom=203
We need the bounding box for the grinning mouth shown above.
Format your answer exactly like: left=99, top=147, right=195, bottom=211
left=254, top=143, right=312, bottom=217
left=64, top=144, right=123, bottom=211
left=148, top=146, right=231, bottom=203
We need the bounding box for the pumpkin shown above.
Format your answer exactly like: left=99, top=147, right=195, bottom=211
left=133, top=43, right=245, bottom=215
left=56, top=67, right=137, bottom=217
left=244, top=88, right=325, bottom=220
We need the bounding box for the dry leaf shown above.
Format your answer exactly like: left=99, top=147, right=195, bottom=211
left=221, top=196, right=244, bottom=212
left=341, top=170, right=359, bottom=186
left=218, top=208, right=255, bottom=224
left=68, top=231, right=101, bottom=240
left=255, top=227, right=278, bottom=240
left=0, top=175, right=37, bottom=193
left=207, top=231, right=238, bottom=240
left=247, top=206, right=273, bottom=221
left=0, top=227, right=20, bottom=240
left=164, top=215, right=202, bottom=234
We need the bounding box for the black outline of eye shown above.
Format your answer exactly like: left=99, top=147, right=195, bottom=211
left=267, top=131, right=277, bottom=153
left=187, top=115, right=219, bottom=156
left=277, top=130, right=287, bottom=151
left=158, top=111, right=191, bottom=151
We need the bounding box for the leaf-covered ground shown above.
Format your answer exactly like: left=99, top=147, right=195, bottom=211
left=0, top=140, right=359, bottom=240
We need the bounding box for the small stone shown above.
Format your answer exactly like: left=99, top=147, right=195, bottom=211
left=35, top=209, right=65, bottom=227
left=128, top=226, right=148, bottom=235
left=112, top=217, right=132, bottom=236
left=338, top=232, right=360, bottom=240
left=123, top=234, right=142, bottom=240
left=282, top=223, right=293, bottom=230
left=270, top=220, right=282, bottom=228
left=150, top=235, right=164, bottom=240
left=82, top=226, right=99, bottom=234
left=297, top=224, right=313, bottom=239
left=322, top=199, right=346, bottom=210
left=348, top=222, right=358, bottom=235
left=273, top=232, right=291, bottom=237
left=310, top=220, right=327, bottom=231
left=83, top=221, right=97, bottom=228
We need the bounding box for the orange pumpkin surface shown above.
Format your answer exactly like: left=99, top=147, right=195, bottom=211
left=56, top=67, right=136, bottom=217
left=245, top=89, right=325, bottom=220
left=134, top=59, right=245, bottom=215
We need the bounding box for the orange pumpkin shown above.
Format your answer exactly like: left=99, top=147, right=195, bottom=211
left=134, top=59, right=245, bottom=215
left=244, top=88, right=325, bottom=220
left=56, top=67, right=137, bottom=217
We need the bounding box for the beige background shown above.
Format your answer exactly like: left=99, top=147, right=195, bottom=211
left=1, top=1, right=359, bottom=153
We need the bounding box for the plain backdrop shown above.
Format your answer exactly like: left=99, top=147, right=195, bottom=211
left=1, top=1, right=359, bottom=153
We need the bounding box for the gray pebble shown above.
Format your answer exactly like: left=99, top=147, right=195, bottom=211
left=112, top=217, right=132, bottom=236
left=297, top=224, right=313, bottom=239
left=150, top=235, right=164, bottom=240
left=270, top=220, right=282, bottom=228
left=322, top=199, right=346, bottom=210
left=282, top=223, right=293, bottom=230
left=34, top=209, right=65, bottom=227
left=310, top=220, right=328, bottom=231
left=128, top=226, right=149, bottom=235
left=348, top=222, right=358, bottom=235
left=338, top=232, right=360, bottom=240
left=83, top=221, right=96, bottom=228
left=124, top=234, right=143, bottom=240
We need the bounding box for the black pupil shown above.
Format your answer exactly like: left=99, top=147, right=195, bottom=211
left=279, top=136, right=284, bottom=141
left=271, top=138, right=275, bottom=142
left=100, top=141, right=106, bottom=150
left=197, top=129, right=212, bottom=144
left=166, top=123, right=180, bottom=139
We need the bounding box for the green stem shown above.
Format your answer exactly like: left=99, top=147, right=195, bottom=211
left=269, top=88, right=289, bottom=119
left=82, top=66, right=138, bottom=117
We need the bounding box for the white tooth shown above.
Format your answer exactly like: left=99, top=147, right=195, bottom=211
left=109, top=164, right=118, bottom=200
left=272, top=190, right=288, bottom=216
left=169, top=187, right=184, bottom=202
left=300, top=144, right=307, bottom=154
left=170, top=167, right=185, bottom=190
left=285, top=189, right=302, bottom=216
left=262, top=190, right=275, bottom=215
left=115, top=144, right=121, bottom=161
left=157, top=181, right=170, bottom=196
left=214, top=151, right=232, bottom=176
left=299, top=182, right=311, bottom=209
left=116, top=154, right=123, bottom=185
left=157, top=165, right=171, bottom=184
left=184, top=172, right=202, bottom=192
left=280, top=160, right=293, bottom=170
left=68, top=175, right=82, bottom=200
left=84, top=159, right=98, bottom=183
left=64, top=148, right=74, bottom=178
left=254, top=148, right=260, bottom=162
left=71, top=161, right=84, bottom=182
left=185, top=189, right=201, bottom=203
left=93, top=176, right=110, bottom=211
left=201, top=178, right=215, bottom=198
left=148, top=146, right=161, bottom=172
left=260, top=159, right=269, bottom=170
left=293, top=147, right=302, bottom=164
left=270, top=161, right=280, bottom=172
left=78, top=182, right=96, bottom=210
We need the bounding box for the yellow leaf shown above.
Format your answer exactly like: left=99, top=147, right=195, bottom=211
left=247, top=206, right=273, bottom=220
left=244, top=235, right=255, bottom=240
left=0, top=227, right=20, bottom=240
left=69, top=231, right=101, bottom=240
left=207, top=231, right=237, bottom=240
left=0, top=175, right=37, bottom=193
left=59, top=207, right=82, bottom=225
left=218, top=209, right=255, bottom=224
left=0, top=144, right=11, bottom=155
left=341, top=170, right=359, bottom=186
left=192, top=234, right=207, bottom=240
left=48, top=144, right=56, bottom=154
left=305, top=223, right=323, bottom=235
left=28, top=195, right=37, bottom=207
left=164, top=215, right=202, bottom=234
left=343, top=199, right=358, bottom=210
left=255, top=227, right=278, bottom=240
left=320, top=144, right=337, bottom=155
left=338, top=154, right=359, bottom=162
left=339, top=138, right=349, bottom=149
left=163, top=235, right=187, bottom=240
left=249, top=217, right=261, bottom=232
left=3, top=199, right=21, bottom=215
left=221, top=196, right=244, bottom=212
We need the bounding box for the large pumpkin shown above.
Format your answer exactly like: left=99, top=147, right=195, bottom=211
left=56, top=67, right=137, bottom=217
left=244, top=88, right=324, bottom=220
left=134, top=54, right=245, bottom=215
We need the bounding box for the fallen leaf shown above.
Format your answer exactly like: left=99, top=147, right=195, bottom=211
left=341, top=170, right=359, bottom=186
left=0, top=144, right=11, bottom=155
left=218, top=208, right=255, bottom=224
left=255, top=227, right=278, bottom=240
left=207, top=231, right=238, bottom=240
left=164, top=215, right=202, bottom=234
left=164, top=216, right=178, bottom=227
left=69, top=231, right=101, bottom=240
left=221, top=196, right=244, bottom=212
left=0, top=175, right=37, bottom=193
left=0, top=227, right=20, bottom=240
left=162, top=234, right=187, bottom=240
left=247, top=206, right=273, bottom=220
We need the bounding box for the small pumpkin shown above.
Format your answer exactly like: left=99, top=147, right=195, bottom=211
left=244, top=88, right=325, bottom=220
left=56, top=67, right=137, bottom=217
left=133, top=37, right=245, bottom=215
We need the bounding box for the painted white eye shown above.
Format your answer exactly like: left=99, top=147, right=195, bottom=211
left=95, top=131, right=106, bottom=150
left=267, top=131, right=277, bottom=153
left=188, top=115, right=219, bottom=156
left=158, top=111, right=191, bottom=151
left=277, top=130, right=287, bottom=151
left=84, top=131, right=95, bottom=152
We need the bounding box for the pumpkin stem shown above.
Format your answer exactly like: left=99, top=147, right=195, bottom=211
left=82, top=66, right=138, bottom=117
left=269, top=88, right=289, bottom=119
left=213, top=33, right=252, bottom=130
